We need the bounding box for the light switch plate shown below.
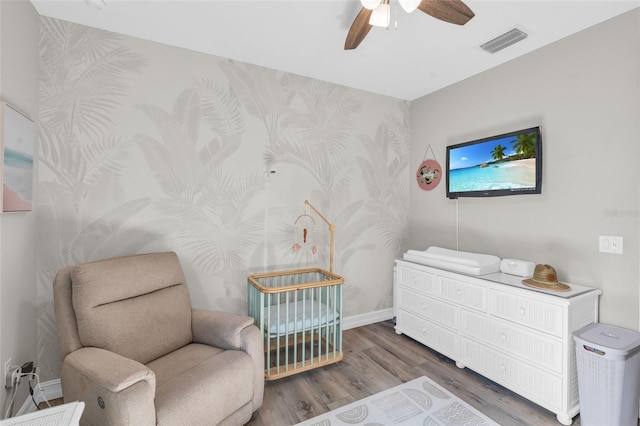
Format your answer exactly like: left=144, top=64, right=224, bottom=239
left=599, top=235, right=623, bottom=254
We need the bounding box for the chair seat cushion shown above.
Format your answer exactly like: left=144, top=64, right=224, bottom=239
left=147, top=343, right=255, bottom=425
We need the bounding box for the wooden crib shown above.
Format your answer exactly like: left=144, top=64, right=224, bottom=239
left=247, top=268, right=344, bottom=380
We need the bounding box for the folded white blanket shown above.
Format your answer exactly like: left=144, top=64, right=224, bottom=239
left=403, top=246, right=501, bottom=275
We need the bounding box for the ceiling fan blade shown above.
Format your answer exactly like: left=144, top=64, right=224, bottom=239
left=417, top=0, right=475, bottom=26
left=345, top=7, right=373, bottom=50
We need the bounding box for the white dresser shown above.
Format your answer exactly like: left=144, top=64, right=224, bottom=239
left=394, top=259, right=601, bottom=425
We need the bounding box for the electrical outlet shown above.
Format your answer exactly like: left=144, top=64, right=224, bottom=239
left=4, top=359, right=21, bottom=389
left=599, top=235, right=624, bottom=254
left=4, top=358, right=12, bottom=388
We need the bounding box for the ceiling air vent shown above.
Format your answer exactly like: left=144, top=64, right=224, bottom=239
left=480, top=28, right=528, bottom=54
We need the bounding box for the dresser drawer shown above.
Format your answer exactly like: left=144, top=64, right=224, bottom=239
left=460, top=337, right=562, bottom=411
left=438, top=276, right=486, bottom=312
left=397, top=266, right=437, bottom=295
left=397, top=309, right=458, bottom=359
left=460, top=309, right=563, bottom=374
left=398, top=286, right=457, bottom=329
left=489, top=290, right=564, bottom=337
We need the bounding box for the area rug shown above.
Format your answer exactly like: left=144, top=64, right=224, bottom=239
left=296, top=376, right=499, bottom=426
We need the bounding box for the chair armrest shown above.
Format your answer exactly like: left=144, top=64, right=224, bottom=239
left=191, top=309, right=256, bottom=350
left=192, top=309, right=264, bottom=410
left=62, top=347, right=156, bottom=425
left=64, top=347, right=155, bottom=392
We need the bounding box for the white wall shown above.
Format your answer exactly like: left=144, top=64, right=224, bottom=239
left=0, top=0, right=39, bottom=414
left=410, top=9, right=640, bottom=330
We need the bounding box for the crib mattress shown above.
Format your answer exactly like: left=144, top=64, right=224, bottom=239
left=403, top=246, right=501, bottom=275
left=267, top=300, right=338, bottom=336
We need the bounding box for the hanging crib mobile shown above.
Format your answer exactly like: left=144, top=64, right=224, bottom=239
left=292, top=212, right=317, bottom=255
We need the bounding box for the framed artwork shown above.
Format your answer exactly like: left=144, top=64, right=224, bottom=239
left=1, top=102, right=34, bottom=212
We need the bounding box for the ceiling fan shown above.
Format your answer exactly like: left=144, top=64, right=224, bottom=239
left=345, top=0, right=475, bottom=50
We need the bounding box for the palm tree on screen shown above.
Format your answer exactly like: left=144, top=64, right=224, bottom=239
left=491, top=144, right=507, bottom=161
left=512, top=132, right=536, bottom=158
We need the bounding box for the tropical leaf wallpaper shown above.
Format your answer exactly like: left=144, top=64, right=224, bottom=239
left=36, top=17, right=410, bottom=380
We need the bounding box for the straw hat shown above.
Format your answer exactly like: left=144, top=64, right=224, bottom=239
left=522, top=264, right=571, bottom=292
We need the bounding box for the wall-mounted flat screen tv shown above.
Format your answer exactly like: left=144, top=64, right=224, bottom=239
left=446, top=126, right=542, bottom=199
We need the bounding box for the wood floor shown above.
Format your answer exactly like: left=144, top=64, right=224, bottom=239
left=42, top=320, right=585, bottom=425
left=248, top=320, right=581, bottom=426
left=38, top=398, right=63, bottom=410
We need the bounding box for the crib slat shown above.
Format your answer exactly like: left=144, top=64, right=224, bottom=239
left=310, top=288, right=315, bottom=362
left=332, top=283, right=337, bottom=359
left=325, top=286, right=329, bottom=361
left=284, top=290, right=290, bottom=372
left=303, top=288, right=307, bottom=367
left=338, top=281, right=343, bottom=354
left=276, top=292, right=282, bottom=375
left=266, top=292, right=271, bottom=374
left=318, top=286, right=323, bottom=363
left=293, top=289, right=298, bottom=369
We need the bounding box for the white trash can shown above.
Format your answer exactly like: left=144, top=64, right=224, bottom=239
left=574, top=323, right=640, bottom=426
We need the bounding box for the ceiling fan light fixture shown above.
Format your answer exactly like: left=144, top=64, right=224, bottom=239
left=346, top=0, right=474, bottom=50
left=369, top=3, right=391, bottom=27
left=398, top=0, right=420, bottom=13
left=360, top=0, right=382, bottom=10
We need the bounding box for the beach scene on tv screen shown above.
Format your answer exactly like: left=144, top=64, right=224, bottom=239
left=449, top=131, right=537, bottom=192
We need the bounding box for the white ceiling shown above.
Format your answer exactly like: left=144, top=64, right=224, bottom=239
left=30, top=0, right=640, bottom=101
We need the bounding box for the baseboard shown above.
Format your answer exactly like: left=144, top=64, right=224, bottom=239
left=12, top=311, right=392, bottom=415
left=15, top=378, right=62, bottom=416
left=343, top=308, right=393, bottom=330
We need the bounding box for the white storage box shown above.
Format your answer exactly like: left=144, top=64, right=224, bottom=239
left=574, top=323, right=640, bottom=426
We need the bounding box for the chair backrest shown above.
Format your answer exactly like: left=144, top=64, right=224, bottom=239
left=53, top=252, right=193, bottom=364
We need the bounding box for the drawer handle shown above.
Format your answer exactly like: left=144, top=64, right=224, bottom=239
left=500, top=333, right=507, bottom=341
left=519, top=307, right=526, bottom=316
left=500, top=364, right=506, bottom=372
left=421, top=304, right=427, bottom=310
left=412, top=275, right=417, bottom=282
left=456, top=288, right=462, bottom=296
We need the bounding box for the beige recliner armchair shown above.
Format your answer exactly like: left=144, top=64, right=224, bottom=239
left=52, top=251, right=264, bottom=425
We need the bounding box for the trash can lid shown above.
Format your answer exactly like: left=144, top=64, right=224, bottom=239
left=574, top=323, right=640, bottom=355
